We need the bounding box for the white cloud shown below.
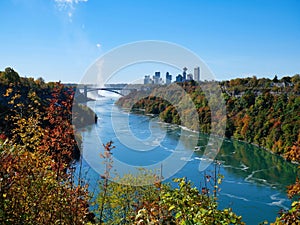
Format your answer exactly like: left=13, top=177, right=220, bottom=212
left=96, top=43, right=101, bottom=48
left=54, top=0, right=88, bottom=21
left=55, top=0, right=88, bottom=5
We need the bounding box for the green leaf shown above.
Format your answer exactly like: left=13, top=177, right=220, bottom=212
left=175, top=211, right=182, bottom=219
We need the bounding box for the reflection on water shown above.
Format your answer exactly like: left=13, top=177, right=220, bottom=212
left=194, top=138, right=297, bottom=191
left=78, top=98, right=298, bottom=224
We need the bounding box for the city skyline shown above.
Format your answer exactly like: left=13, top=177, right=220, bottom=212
left=143, top=66, right=201, bottom=85
left=0, top=0, right=299, bottom=83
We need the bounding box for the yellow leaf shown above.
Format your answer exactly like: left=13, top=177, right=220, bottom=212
left=168, top=205, right=175, bottom=211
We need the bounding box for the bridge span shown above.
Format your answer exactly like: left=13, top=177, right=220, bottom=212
left=77, top=84, right=136, bottom=98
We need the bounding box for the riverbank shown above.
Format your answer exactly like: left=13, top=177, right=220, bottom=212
left=115, top=80, right=300, bottom=165
left=119, top=102, right=299, bottom=167
left=80, top=98, right=298, bottom=224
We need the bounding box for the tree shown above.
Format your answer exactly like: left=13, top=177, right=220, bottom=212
left=3, top=67, right=20, bottom=84
left=0, top=141, right=90, bottom=225
left=39, top=83, right=79, bottom=174
left=273, top=75, right=279, bottom=83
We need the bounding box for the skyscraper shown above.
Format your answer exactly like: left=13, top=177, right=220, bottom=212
left=144, top=75, right=152, bottom=84
left=153, top=71, right=161, bottom=84
left=166, top=72, right=172, bottom=84
left=194, top=67, right=200, bottom=82
left=182, top=67, right=187, bottom=81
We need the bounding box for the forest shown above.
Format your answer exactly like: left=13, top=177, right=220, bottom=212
left=0, top=68, right=97, bottom=224
left=0, top=68, right=299, bottom=224
left=116, top=75, right=300, bottom=163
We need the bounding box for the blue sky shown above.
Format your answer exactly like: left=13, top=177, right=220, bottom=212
left=0, top=0, right=299, bottom=83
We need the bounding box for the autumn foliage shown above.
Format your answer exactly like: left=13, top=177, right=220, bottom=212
left=0, top=144, right=90, bottom=224
left=1, top=68, right=299, bottom=224
left=0, top=69, right=93, bottom=224
left=116, top=76, right=300, bottom=163
left=116, top=76, right=300, bottom=224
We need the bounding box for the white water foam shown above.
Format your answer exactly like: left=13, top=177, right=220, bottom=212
left=267, top=193, right=288, bottom=210
left=240, top=163, right=249, bottom=171
left=223, top=180, right=246, bottom=185
left=221, top=193, right=250, bottom=202
left=194, top=157, right=214, bottom=162
left=180, top=157, right=194, bottom=162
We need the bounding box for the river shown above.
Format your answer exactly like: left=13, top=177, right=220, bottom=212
left=77, top=97, right=298, bottom=224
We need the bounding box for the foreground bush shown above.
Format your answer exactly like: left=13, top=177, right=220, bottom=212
left=0, top=141, right=90, bottom=225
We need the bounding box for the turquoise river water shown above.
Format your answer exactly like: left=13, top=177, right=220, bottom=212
left=76, top=97, right=298, bottom=224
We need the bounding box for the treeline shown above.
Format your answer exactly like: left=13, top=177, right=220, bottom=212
left=0, top=67, right=96, bottom=137
left=0, top=68, right=96, bottom=224
left=116, top=75, right=300, bottom=163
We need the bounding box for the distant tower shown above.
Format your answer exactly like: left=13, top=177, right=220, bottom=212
left=166, top=72, right=172, bottom=84
left=182, top=67, right=187, bottom=81
left=153, top=71, right=161, bottom=84
left=187, top=73, right=193, bottom=81
left=194, top=67, right=200, bottom=82
left=144, top=75, right=151, bottom=84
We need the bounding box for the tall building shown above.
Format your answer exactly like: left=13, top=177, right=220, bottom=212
left=144, top=75, right=152, bottom=84
left=153, top=71, right=161, bottom=84
left=194, top=67, right=200, bottom=82
left=176, top=74, right=183, bottom=82
left=182, top=67, right=187, bottom=81
left=153, top=76, right=159, bottom=84
left=187, top=73, right=193, bottom=81
left=166, top=72, right=172, bottom=84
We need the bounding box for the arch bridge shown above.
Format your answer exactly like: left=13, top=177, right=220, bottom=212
left=77, top=85, right=135, bottom=98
